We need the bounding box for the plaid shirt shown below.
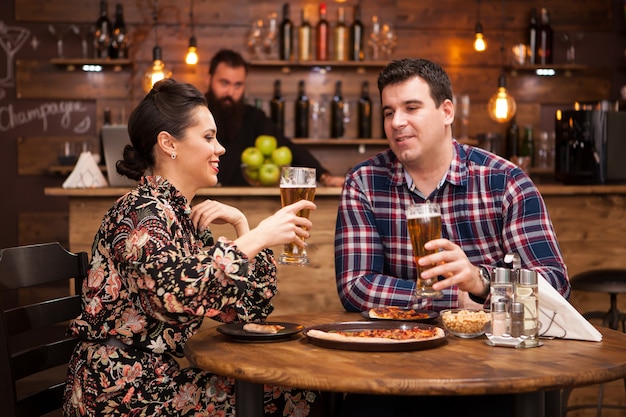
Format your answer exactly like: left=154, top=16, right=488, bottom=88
left=334, top=141, right=570, bottom=312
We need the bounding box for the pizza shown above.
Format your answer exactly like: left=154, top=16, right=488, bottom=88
left=368, top=306, right=432, bottom=321
left=242, top=323, right=286, bottom=334
left=306, top=325, right=445, bottom=344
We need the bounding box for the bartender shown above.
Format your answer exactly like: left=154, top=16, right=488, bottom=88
left=204, top=49, right=345, bottom=187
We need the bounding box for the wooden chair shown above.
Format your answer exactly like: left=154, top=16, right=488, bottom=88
left=562, top=269, right=626, bottom=416
left=0, top=242, right=88, bottom=417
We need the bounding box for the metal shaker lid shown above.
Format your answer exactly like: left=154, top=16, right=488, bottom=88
left=493, top=267, right=512, bottom=284
left=512, top=302, right=524, bottom=314
left=493, top=301, right=507, bottom=312
left=518, top=269, right=538, bottom=285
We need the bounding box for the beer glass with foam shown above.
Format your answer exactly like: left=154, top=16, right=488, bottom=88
left=279, top=167, right=316, bottom=265
left=407, top=202, right=443, bottom=298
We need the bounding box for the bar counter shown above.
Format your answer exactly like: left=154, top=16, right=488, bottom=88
left=45, top=184, right=626, bottom=315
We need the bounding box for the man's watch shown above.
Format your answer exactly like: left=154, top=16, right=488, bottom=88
left=477, top=266, right=491, bottom=297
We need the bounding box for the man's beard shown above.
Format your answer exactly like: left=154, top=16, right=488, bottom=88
left=206, top=90, right=245, bottom=144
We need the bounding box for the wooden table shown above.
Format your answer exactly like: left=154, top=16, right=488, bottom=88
left=185, top=311, right=626, bottom=417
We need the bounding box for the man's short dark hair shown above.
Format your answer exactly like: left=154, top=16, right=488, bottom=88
left=209, top=49, right=249, bottom=76
left=377, top=58, right=453, bottom=107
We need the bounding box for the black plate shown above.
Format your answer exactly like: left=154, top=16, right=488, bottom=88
left=360, top=308, right=439, bottom=322
left=304, top=321, right=447, bottom=352
left=217, top=322, right=303, bottom=343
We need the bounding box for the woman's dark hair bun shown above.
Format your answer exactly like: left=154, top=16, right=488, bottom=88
left=116, top=144, right=149, bottom=181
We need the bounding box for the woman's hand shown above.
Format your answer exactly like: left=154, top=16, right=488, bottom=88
left=190, top=199, right=250, bottom=237
left=419, top=238, right=486, bottom=296
left=234, top=199, right=317, bottom=258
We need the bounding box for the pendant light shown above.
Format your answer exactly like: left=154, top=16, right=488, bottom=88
left=473, top=0, right=486, bottom=52
left=487, top=0, right=516, bottom=123
left=185, top=0, right=198, bottom=65
left=144, top=0, right=172, bottom=92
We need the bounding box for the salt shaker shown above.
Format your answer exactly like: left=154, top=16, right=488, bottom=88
left=515, top=269, right=539, bottom=347
left=491, top=301, right=510, bottom=336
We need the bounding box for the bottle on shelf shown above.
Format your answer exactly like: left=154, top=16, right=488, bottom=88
left=98, top=107, right=112, bottom=166
left=528, top=8, right=538, bottom=65
left=270, top=79, right=285, bottom=136
left=297, top=8, right=313, bottom=62
left=109, top=3, right=128, bottom=59
left=349, top=5, right=365, bottom=61
left=519, top=125, right=534, bottom=167
left=294, top=80, right=310, bottom=138
left=506, top=117, right=519, bottom=160
left=94, top=0, right=112, bottom=59
left=333, top=6, right=348, bottom=62
left=279, top=3, right=294, bottom=61
left=358, top=81, right=372, bottom=138
left=316, top=3, right=329, bottom=61
left=330, top=80, right=345, bottom=138
left=538, top=7, right=553, bottom=65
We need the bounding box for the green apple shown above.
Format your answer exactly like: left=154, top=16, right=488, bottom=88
left=258, top=163, right=280, bottom=186
left=255, top=135, right=278, bottom=156
left=271, top=146, right=293, bottom=166
left=244, top=166, right=259, bottom=182
left=241, top=147, right=264, bottom=168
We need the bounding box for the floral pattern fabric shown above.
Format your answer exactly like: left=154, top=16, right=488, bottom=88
left=63, top=176, right=315, bottom=416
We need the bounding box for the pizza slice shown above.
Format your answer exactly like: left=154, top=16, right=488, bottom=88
left=368, top=306, right=431, bottom=320
left=243, top=323, right=286, bottom=334
left=307, top=325, right=445, bottom=344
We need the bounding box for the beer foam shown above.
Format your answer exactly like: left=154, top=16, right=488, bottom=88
left=406, top=211, right=441, bottom=219
left=280, top=184, right=316, bottom=188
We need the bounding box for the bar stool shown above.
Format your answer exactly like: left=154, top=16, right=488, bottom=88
left=562, top=268, right=626, bottom=416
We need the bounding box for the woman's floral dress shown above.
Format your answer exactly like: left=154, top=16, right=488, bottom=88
left=63, top=176, right=316, bottom=416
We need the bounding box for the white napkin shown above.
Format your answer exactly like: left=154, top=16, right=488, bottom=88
left=62, top=152, right=108, bottom=188
left=538, top=276, right=602, bottom=341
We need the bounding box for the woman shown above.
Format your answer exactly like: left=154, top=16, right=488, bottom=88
left=63, top=79, right=318, bottom=416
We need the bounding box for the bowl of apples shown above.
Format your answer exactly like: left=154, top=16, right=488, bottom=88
left=240, top=135, right=293, bottom=187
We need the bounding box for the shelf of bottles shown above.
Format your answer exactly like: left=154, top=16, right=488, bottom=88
left=505, top=63, right=587, bottom=77
left=249, top=60, right=387, bottom=73
left=50, top=58, right=131, bottom=72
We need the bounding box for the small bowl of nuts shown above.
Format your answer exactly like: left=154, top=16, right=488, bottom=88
left=440, top=309, right=490, bottom=338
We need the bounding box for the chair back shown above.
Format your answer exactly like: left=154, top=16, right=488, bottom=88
left=0, top=242, right=88, bottom=417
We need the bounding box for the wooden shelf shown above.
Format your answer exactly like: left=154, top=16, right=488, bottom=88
left=291, top=138, right=388, bottom=145
left=249, top=60, right=386, bottom=73
left=50, top=58, right=131, bottom=72
left=49, top=165, right=106, bottom=175
left=506, top=64, right=587, bottom=76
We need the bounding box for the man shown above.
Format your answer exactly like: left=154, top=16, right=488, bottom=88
left=335, top=57, right=570, bottom=313
left=205, top=49, right=344, bottom=187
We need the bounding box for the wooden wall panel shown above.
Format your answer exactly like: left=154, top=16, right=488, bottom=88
left=16, top=61, right=132, bottom=100
left=17, top=136, right=98, bottom=175
left=18, top=212, right=69, bottom=248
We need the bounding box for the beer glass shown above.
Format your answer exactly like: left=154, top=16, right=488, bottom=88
left=407, top=202, right=443, bottom=299
left=279, top=167, right=316, bottom=265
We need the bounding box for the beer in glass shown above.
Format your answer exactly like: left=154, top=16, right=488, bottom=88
left=279, top=167, right=316, bottom=265
left=407, top=202, right=443, bottom=298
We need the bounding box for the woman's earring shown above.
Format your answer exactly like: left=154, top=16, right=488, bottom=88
left=171, top=152, right=177, bottom=160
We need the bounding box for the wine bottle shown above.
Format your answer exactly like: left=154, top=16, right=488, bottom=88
left=109, top=3, right=127, bottom=59
left=294, top=80, right=310, bottom=138
left=297, top=9, right=312, bottom=62
left=349, top=5, right=365, bottom=61
left=528, top=8, right=538, bottom=65
left=316, top=3, right=329, bottom=61
left=94, top=0, right=112, bottom=59
left=538, top=7, right=553, bottom=65
left=330, top=81, right=345, bottom=138
left=358, top=81, right=372, bottom=138
left=270, top=80, right=285, bottom=136
left=506, top=117, right=519, bottom=159
left=520, top=125, right=535, bottom=166
left=279, top=3, right=294, bottom=61
left=98, top=107, right=112, bottom=166
left=333, top=7, right=348, bottom=61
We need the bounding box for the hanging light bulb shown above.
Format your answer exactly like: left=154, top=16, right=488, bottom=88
left=185, top=0, right=198, bottom=65
left=185, top=35, right=198, bottom=65
left=144, top=45, right=172, bottom=92
left=473, top=0, right=486, bottom=52
left=143, top=0, right=172, bottom=92
left=474, top=22, right=487, bottom=52
left=487, top=74, right=516, bottom=123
